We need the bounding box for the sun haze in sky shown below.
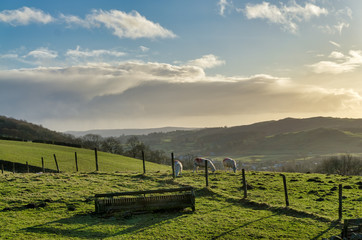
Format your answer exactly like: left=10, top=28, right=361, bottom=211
left=0, top=0, right=361, bottom=131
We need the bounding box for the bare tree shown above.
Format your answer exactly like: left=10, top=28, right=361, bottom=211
left=317, top=154, right=362, bottom=176
left=126, top=136, right=146, bottom=158
left=102, top=137, right=123, bottom=154
left=81, top=134, right=103, bottom=149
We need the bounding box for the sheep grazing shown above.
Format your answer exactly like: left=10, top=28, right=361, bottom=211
left=175, top=160, right=183, bottom=177
left=223, top=157, right=237, bottom=173
left=193, top=157, right=216, bottom=173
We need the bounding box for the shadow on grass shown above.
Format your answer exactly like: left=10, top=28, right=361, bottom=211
left=205, top=188, right=342, bottom=239
left=310, top=221, right=341, bottom=240
left=237, top=198, right=335, bottom=223
left=23, top=210, right=192, bottom=239
left=206, top=186, right=334, bottom=223
left=211, top=214, right=277, bottom=239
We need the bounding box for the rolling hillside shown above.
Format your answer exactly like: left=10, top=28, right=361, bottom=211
left=2, top=115, right=362, bottom=170
left=120, top=117, right=362, bottom=157
left=0, top=140, right=169, bottom=173
left=0, top=116, right=75, bottom=142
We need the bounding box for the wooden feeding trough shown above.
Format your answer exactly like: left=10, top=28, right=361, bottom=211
left=95, top=186, right=195, bottom=214
left=342, top=218, right=362, bottom=239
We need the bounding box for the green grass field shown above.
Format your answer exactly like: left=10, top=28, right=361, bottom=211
left=0, top=139, right=360, bottom=239
left=0, top=140, right=169, bottom=172
left=0, top=170, right=360, bottom=239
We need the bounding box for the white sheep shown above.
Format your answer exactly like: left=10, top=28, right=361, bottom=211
left=193, top=157, right=216, bottom=173
left=223, top=157, right=237, bottom=173
left=175, top=160, right=183, bottom=177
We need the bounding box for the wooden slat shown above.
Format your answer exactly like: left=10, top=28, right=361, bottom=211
left=342, top=218, right=362, bottom=238
left=95, top=186, right=193, bottom=198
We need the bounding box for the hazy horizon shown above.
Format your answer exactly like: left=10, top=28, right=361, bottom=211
left=1, top=1, right=362, bottom=132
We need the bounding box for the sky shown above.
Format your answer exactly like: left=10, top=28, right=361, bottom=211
left=1, top=0, right=362, bottom=132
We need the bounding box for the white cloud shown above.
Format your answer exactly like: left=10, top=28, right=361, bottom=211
left=0, top=7, right=53, bottom=26
left=319, top=7, right=352, bottom=35
left=26, top=47, right=58, bottom=59
left=66, top=46, right=125, bottom=58
left=85, top=9, right=176, bottom=39
left=310, top=50, right=362, bottom=74
left=187, top=54, right=225, bottom=69
left=0, top=54, right=18, bottom=59
left=329, top=41, right=341, bottom=48
left=59, top=14, right=93, bottom=28
left=1, top=7, right=176, bottom=40
left=60, top=9, right=176, bottom=39
left=218, top=0, right=232, bottom=16
left=244, top=1, right=328, bottom=33
left=329, top=51, right=345, bottom=59
left=0, top=48, right=59, bottom=67
left=320, top=21, right=350, bottom=35
left=140, top=46, right=149, bottom=52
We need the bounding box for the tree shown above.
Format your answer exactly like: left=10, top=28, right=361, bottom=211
left=317, top=154, right=362, bottom=176
left=147, top=149, right=168, bottom=165
left=180, top=153, right=197, bottom=170
left=126, top=136, right=145, bottom=158
left=81, top=134, right=103, bottom=150
left=102, top=137, right=123, bottom=154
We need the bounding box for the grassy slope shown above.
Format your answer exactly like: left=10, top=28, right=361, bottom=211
left=0, top=171, right=360, bottom=239
left=0, top=140, right=169, bottom=172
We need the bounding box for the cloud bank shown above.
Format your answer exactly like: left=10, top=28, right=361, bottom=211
left=1, top=57, right=361, bottom=130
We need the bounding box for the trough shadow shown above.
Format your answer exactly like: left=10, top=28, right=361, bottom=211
left=23, top=210, right=192, bottom=239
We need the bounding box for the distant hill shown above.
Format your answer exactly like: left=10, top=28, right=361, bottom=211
left=0, top=116, right=75, bottom=143
left=66, top=127, right=199, bottom=138
left=123, top=117, right=362, bottom=156
left=3, top=115, right=362, bottom=160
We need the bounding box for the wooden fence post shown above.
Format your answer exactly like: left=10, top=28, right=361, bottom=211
left=205, top=160, right=209, bottom=187
left=242, top=169, right=247, bottom=198
left=95, top=148, right=99, bottom=171
left=339, top=184, right=343, bottom=221
left=53, top=154, right=60, bottom=173
left=26, top=161, right=29, bottom=173
left=41, top=157, right=45, bottom=173
left=142, top=151, right=146, bottom=174
left=13, top=162, right=15, bottom=174
left=1, top=162, right=4, bottom=174
left=282, top=174, right=289, bottom=207
left=75, top=152, right=78, bottom=172
left=171, top=152, right=175, bottom=179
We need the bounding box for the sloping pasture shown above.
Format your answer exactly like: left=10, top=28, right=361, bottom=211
left=0, top=140, right=169, bottom=172
left=1, top=170, right=360, bottom=239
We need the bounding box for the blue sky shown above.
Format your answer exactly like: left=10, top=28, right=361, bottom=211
left=1, top=0, right=362, bottom=131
